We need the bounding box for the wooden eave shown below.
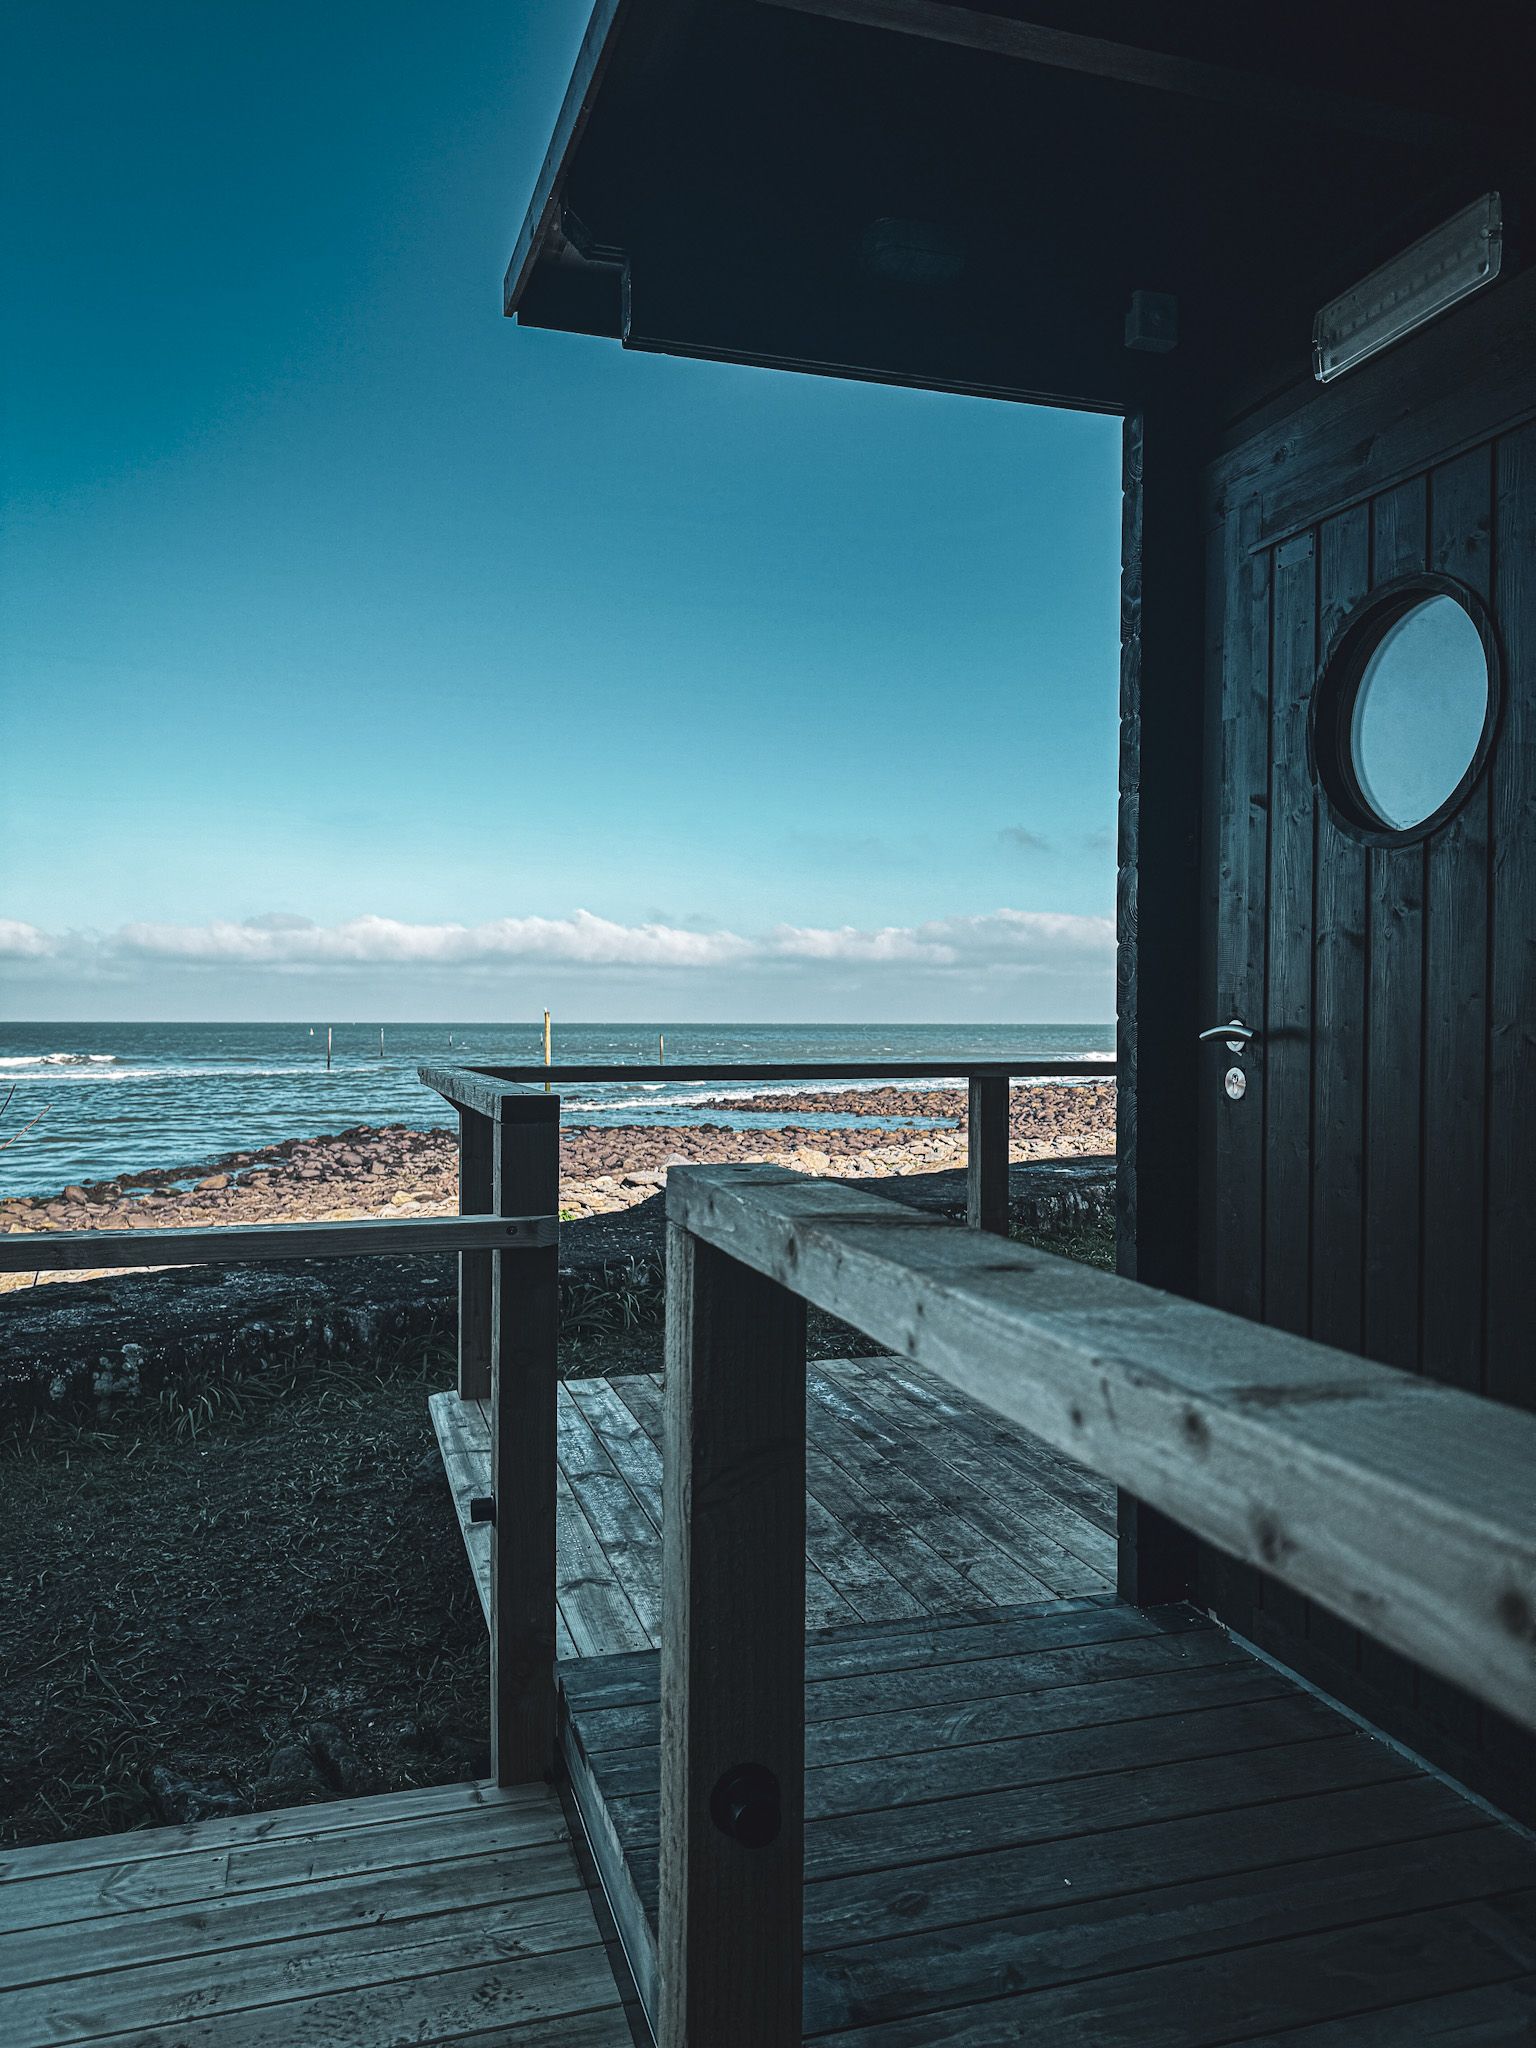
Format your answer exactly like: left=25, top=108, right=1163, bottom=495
left=503, top=1, right=1528, bottom=426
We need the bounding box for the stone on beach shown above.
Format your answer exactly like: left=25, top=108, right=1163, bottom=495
left=0, top=1082, right=1116, bottom=1289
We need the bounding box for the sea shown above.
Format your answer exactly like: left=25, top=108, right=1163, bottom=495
left=0, top=1022, right=1114, bottom=1195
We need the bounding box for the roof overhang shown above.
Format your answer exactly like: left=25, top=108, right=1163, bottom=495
left=505, top=1, right=1527, bottom=421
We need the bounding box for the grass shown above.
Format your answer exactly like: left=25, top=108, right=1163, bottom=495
left=0, top=1335, right=488, bottom=1848
left=0, top=1214, right=1116, bottom=1849
left=1011, top=1216, right=1117, bottom=1271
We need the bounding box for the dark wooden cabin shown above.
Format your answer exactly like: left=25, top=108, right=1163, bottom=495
left=505, top=0, right=1536, bottom=1808
left=4, top=7, right=1535, bottom=2045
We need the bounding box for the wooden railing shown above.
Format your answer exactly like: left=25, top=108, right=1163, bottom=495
left=659, top=1161, right=1536, bottom=2047
left=0, top=1078, right=563, bottom=1790
left=422, top=1053, right=1116, bottom=1358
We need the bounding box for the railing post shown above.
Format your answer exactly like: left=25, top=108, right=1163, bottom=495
left=659, top=1215, right=807, bottom=2048
left=967, top=1074, right=1010, bottom=1235
left=457, top=1107, right=494, bottom=1400
left=489, top=1089, right=561, bottom=1784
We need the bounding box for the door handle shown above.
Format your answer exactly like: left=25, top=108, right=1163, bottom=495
left=1199, top=1018, right=1255, bottom=1052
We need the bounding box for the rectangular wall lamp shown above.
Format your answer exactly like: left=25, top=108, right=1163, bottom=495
left=1313, top=192, right=1502, bottom=383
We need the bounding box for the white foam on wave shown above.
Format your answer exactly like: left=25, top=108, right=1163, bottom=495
left=0, top=1052, right=120, bottom=1068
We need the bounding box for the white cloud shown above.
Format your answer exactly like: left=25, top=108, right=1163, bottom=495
left=0, top=920, right=55, bottom=960
left=2, top=906, right=1113, bottom=979
left=113, top=911, right=751, bottom=970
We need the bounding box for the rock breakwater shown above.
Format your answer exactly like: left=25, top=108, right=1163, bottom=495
left=0, top=1082, right=1115, bottom=1295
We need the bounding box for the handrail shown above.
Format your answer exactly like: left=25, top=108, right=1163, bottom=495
left=7, top=1068, right=563, bottom=1797
left=420, top=1055, right=1114, bottom=1254
left=413, top=1071, right=562, bottom=1784
left=655, top=1161, right=1536, bottom=2047
left=0, top=1212, right=556, bottom=1273
left=669, top=1162, right=1536, bottom=1730
left=439, top=1056, right=1115, bottom=1085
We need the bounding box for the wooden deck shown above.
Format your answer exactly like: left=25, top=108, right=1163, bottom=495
left=430, top=1358, right=1118, bottom=1660
left=0, top=1778, right=635, bottom=2047
left=429, top=1357, right=1536, bottom=2042
left=561, top=1601, right=1536, bottom=2043
left=6, top=1357, right=1528, bottom=2046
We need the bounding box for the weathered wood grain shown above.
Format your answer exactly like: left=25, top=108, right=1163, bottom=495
left=0, top=1212, right=555, bottom=1273
left=581, top=1373, right=861, bottom=1629
left=416, top=1065, right=562, bottom=1122
left=456, top=1105, right=494, bottom=1400
left=433, top=1059, right=1111, bottom=1095
left=800, top=1771, right=1486, bottom=1953
left=0, top=1797, right=571, bottom=1937
left=659, top=1224, right=807, bottom=2048
left=560, top=1588, right=1535, bottom=2041
left=800, top=1826, right=1526, bottom=2037
left=820, top=1893, right=1536, bottom=2046
left=965, top=1075, right=1009, bottom=1235
left=0, top=1774, right=547, bottom=1887
left=667, top=1166, right=1536, bottom=1731
left=0, top=1838, right=580, bottom=1988
left=489, top=1092, right=561, bottom=1784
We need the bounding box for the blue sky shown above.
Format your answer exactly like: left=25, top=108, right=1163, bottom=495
left=1, top=1, right=1122, bottom=1023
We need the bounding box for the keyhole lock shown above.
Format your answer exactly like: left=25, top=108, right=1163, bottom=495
left=709, top=1763, right=782, bottom=1848
left=1225, top=1067, right=1247, bottom=1101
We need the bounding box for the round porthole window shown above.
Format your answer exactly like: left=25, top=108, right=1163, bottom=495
left=1315, top=581, right=1497, bottom=840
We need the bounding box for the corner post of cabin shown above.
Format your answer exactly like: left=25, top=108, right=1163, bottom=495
left=659, top=1182, right=807, bottom=2048
left=1113, top=387, right=1207, bottom=1609
left=967, top=1073, right=1010, bottom=1235
left=488, top=1085, right=561, bottom=1784
left=457, top=1104, right=494, bottom=1401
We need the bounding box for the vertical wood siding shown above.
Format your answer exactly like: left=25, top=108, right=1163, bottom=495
left=1202, top=380, right=1536, bottom=1819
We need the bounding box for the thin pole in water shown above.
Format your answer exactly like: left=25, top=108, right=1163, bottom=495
left=326, top=1026, right=332, bottom=1072
left=543, top=1009, right=552, bottom=1092
left=659, top=1032, right=665, bottom=1065
left=379, top=1027, right=385, bottom=1059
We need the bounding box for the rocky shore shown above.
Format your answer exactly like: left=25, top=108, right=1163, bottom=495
left=0, top=1082, right=1115, bottom=1291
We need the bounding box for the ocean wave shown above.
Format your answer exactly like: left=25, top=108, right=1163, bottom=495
left=0, top=1052, right=120, bottom=1068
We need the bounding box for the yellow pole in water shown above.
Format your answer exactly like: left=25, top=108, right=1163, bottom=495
left=659, top=1032, right=665, bottom=1065
left=544, top=1009, right=552, bottom=1091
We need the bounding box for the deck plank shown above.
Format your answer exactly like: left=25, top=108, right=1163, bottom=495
left=0, top=1839, right=585, bottom=1987
left=849, top=1354, right=1121, bottom=1534
left=0, top=1781, right=629, bottom=2048
left=818, top=1894, right=1536, bottom=2045
left=800, top=1827, right=1532, bottom=2036
left=1238, top=1973, right=1536, bottom=2042
left=558, top=1598, right=1536, bottom=2043
left=3, top=1882, right=601, bottom=2040
left=577, top=1371, right=859, bottom=1630
left=560, top=1608, right=1231, bottom=1748
left=804, top=1376, right=1057, bottom=1606
left=808, top=1366, right=1111, bottom=1596
left=0, top=1775, right=546, bottom=1884
left=819, top=1362, right=1116, bottom=1587
left=596, top=1366, right=1109, bottom=1625
left=838, top=1358, right=1119, bottom=1564
left=588, top=1659, right=1297, bottom=1798
left=555, top=1392, right=664, bottom=1639
left=553, top=1467, right=652, bottom=1659
left=0, top=1796, right=572, bottom=1937
left=604, top=1369, right=872, bottom=1628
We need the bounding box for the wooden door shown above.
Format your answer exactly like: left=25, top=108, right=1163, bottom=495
left=1197, top=270, right=1536, bottom=1814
